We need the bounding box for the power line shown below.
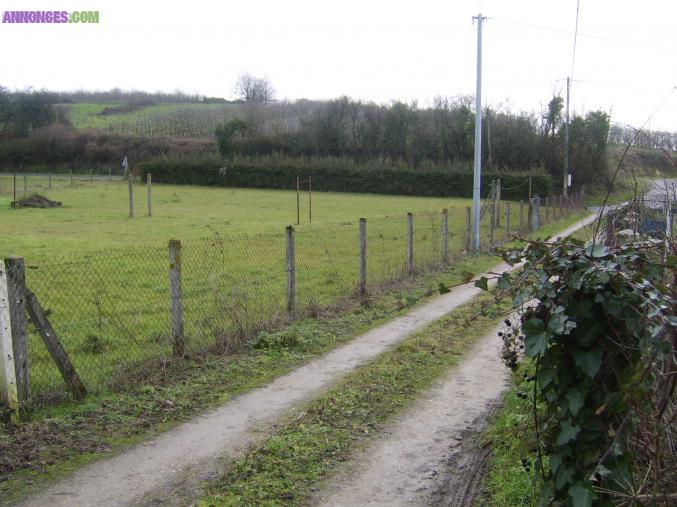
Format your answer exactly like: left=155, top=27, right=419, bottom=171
left=490, top=16, right=677, bottom=54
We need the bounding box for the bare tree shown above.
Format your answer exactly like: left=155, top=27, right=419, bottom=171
left=233, top=72, right=275, bottom=104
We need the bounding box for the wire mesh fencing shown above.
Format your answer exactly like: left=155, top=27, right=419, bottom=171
left=0, top=170, right=127, bottom=198
left=0, top=198, right=585, bottom=411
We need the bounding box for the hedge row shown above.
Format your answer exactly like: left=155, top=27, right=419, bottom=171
left=139, top=157, right=553, bottom=200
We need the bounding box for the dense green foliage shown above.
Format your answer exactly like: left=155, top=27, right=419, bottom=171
left=482, top=238, right=675, bottom=505
left=0, top=88, right=59, bottom=138
left=139, top=154, right=552, bottom=199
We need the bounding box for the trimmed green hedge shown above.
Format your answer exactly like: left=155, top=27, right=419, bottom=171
left=139, top=157, right=553, bottom=200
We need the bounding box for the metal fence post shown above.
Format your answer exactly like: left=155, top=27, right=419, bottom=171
left=168, top=240, right=185, bottom=357
left=406, top=213, right=414, bottom=274
left=505, top=202, right=510, bottom=239
left=286, top=226, right=296, bottom=314
left=359, top=218, right=367, bottom=297
left=5, top=257, right=28, bottom=405
left=442, top=209, right=449, bottom=263
left=465, top=207, right=471, bottom=252
left=0, top=263, right=20, bottom=423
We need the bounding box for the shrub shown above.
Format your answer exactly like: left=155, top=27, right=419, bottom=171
left=139, top=155, right=553, bottom=199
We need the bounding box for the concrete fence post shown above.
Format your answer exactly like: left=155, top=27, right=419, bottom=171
left=505, top=203, right=511, bottom=239
left=359, top=218, right=367, bottom=297
left=406, top=213, right=414, bottom=274
left=465, top=207, right=471, bottom=252
left=0, top=262, right=20, bottom=423
left=168, top=240, right=185, bottom=357
left=4, top=257, right=28, bottom=405
left=286, top=226, right=296, bottom=314
left=442, top=209, right=449, bottom=263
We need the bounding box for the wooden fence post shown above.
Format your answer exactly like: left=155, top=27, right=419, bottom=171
left=286, top=226, right=296, bottom=314
left=519, top=200, right=524, bottom=232
left=495, top=179, right=501, bottom=227
left=168, top=240, right=185, bottom=357
left=359, top=218, right=367, bottom=297
left=0, top=263, right=20, bottom=423
left=296, top=177, right=300, bottom=226
left=48, top=173, right=52, bottom=189
left=24, top=288, right=86, bottom=400
left=505, top=203, right=511, bottom=239
left=70, top=170, right=73, bottom=186
left=5, top=257, right=28, bottom=404
left=90, top=169, right=93, bottom=184
left=147, top=173, right=152, bottom=217
left=128, top=171, right=134, bottom=218
left=545, top=196, right=549, bottom=220
left=406, top=213, right=414, bottom=274
left=108, top=167, right=112, bottom=182
left=465, top=207, right=471, bottom=252
left=23, top=174, right=27, bottom=195
left=489, top=203, right=495, bottom=245
left=528, top=200, right=533, bottom=232
left=441, top=209, right=449, bottom=263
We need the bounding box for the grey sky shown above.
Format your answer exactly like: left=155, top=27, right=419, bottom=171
left=1, top=0, right=675, bottom=130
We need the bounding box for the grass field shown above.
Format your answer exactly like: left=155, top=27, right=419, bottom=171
left=0, top=176, right=579, bottom=405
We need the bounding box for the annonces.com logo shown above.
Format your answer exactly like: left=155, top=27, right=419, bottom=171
left=2, top=11, right=99, bottom=23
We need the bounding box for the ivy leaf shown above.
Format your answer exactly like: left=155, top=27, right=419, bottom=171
left=474, top=276, right=489, bottom=291
left=556, top=419, right=581, bottom=446
left=566, top=390, right=585, bottom=416
left=586, top=244, right=609, bottom=258
left=573, top=348, right=603, bottom=378
left=523, top=318, right=551, bottom=356
left=568, top=483, right=594, bottom=507
left=549, top=453, right=563, bottom=474
left=461, top=271, right=475, bottom=283
left=536, top=363, right=555, bottom=389
left=555, top=467, right=574, bottom=489
left=497, top=274, right=512, bottom=290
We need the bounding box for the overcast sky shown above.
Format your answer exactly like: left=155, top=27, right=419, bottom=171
left=1, top=0, right=675, bottom=130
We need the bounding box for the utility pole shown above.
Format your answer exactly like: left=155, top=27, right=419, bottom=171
left=564, top=77, right=570, bottom=197
left=472, top=13, right=486, bottom=251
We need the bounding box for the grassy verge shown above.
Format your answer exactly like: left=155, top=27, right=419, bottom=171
left=0, top=254, right=495, bottom=503
left=482, top=362, right=541, bottom=506
left=199, top=290, right=509, bottom=506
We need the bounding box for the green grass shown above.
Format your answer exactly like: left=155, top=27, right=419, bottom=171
left=0, top=257, right=499, bottom=503
left=63, top=102, right=232, bottom=130
left=198, top=291, right=510, bottom=506
left=0, top=177, right=586, bottom=404
left=483, top=363, right=541, bottom=506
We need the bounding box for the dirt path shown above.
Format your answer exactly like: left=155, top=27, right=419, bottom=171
left=313, top=322, right=510, bottom=506
left=17, top=215, right=597, bottom=507
left=18, top=278, right=504, bottom=506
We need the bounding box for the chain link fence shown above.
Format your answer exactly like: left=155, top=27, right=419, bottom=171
left=0, top=197, right=584, bottom=410
left=0, top=170, right=126, bottom=199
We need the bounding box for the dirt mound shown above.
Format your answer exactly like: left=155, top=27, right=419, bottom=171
left=11, top=193, right=62, bottom=208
